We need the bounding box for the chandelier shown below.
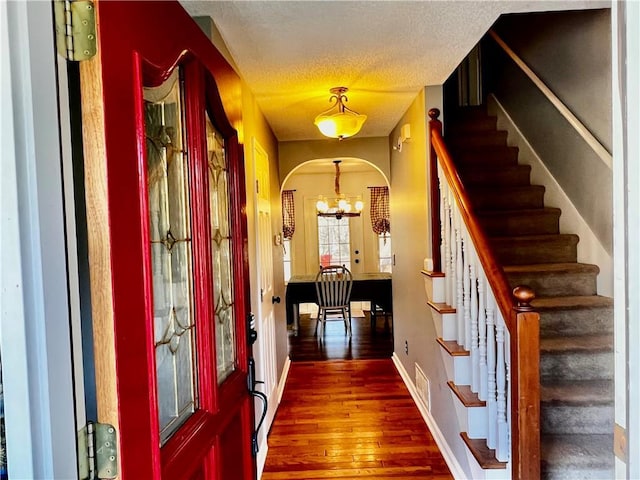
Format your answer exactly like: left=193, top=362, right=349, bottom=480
left=316, top=160, right=363, bottom=220
left=314, top=87, right=367, bottom=140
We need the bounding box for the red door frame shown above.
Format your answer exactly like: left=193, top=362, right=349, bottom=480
left=88, top=1, right=254, bottom=478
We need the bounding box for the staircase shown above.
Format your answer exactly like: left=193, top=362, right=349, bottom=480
left=444, top=106, right=615, bottom=479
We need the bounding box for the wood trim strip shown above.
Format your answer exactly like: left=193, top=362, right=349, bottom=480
left=447, top=381, right=486, bottom=407
left=436, top=338, right=469, bottom=356
left=488, top=29, right=612, bottom=170
left=427, top=301, right=456, bottom=314
left=428, top=109, right=442, bottom=272
left=79, top=33, right=120, bottom=462
left=461, top=433, right=507, bottom=469
left=421, top=269, right=445, bottom=278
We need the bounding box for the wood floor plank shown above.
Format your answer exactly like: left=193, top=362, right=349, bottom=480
left=262, top=359, right=452, bottom=480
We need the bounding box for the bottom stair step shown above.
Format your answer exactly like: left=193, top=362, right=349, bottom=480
left=541, top=434, right=614, bottom=480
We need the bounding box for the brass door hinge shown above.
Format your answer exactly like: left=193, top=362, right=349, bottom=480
left=77, top=422, right=118, bottom=479
left=54, top=0, right=97, bottom=61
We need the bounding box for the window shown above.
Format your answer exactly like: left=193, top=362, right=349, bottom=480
left=378, top=233, right=392, bottom=273
left=317, top=216, right=351, bottom=270
left=283, top=238, right=292, bottom=282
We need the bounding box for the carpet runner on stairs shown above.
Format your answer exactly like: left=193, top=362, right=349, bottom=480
left=446, top=106, right=614, bottom=480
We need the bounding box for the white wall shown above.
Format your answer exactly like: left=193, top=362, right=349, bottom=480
left=1, top=1, right=77, bottom=477
left=612, top=1, right=639, bottom=477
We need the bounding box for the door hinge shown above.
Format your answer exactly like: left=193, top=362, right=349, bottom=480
left=54, top=0, right=97, bottom=61
left=77, top=422, right=118, bottom=479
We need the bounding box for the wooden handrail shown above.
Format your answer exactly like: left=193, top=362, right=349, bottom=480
left=428, top=108, right=540, bottom=479
left=488, top=29, right=612, bottom=170
left=428, top=109, right=514, bottom=325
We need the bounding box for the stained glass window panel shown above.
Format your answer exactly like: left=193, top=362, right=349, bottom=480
left=205, top=114, right=236, bottom=384
left=144, top=69, right=198, bottom=445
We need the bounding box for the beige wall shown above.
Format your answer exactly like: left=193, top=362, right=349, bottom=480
left=279, top=137, right=390, bottom=183
left=195, top=16, right=289, bottom=380
left=390, top=86, right=473, bottom=476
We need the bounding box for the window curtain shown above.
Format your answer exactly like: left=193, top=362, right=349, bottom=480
left=282, top=190, right=296, bottom=239
left=370, top=186, right=390, bottom=235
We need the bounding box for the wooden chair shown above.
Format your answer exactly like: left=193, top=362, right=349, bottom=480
left=314, top=265, right=353, bottom=336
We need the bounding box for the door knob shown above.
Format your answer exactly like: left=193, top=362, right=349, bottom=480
left=272, top=296, right=281, bottom=304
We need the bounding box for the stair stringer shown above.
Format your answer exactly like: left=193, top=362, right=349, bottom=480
left=487, top=94, right=613, bottom=296
left=424, top=271, right=509, bottom=479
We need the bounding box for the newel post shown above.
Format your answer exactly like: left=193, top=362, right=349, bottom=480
left=511, top=285, right=540, bottom=480
left=428, top=108, right=442, bottom=272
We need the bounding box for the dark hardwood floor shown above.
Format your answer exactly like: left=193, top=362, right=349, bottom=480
left=262, top=359, right=453, bottom=479
left=288, top=312, right=394, bottom=362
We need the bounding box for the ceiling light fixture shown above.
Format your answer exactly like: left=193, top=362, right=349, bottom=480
left=314, top=87, right=367, bottom=140
left=316, top=160, right=363, bottom=220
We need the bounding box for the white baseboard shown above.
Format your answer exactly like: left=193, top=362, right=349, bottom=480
left=256, top=437, right=269, bottom=479
left=391, top=353, right=467, bottom=480
left=277, top=356, right=291, bottom=405
left=258, top=356, right=291, bottom=479
left=487, top=94, right=613, bottom=296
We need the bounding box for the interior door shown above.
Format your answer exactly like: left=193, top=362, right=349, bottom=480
left=78, top=2, right=254, bottom=479
left=252, top=138, right=278, bottom=458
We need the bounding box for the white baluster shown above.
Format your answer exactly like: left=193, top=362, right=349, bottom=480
left=496, top=319, right=509, bottom=462
left=448, top=189, right=456, bottom=309
left=442, top=180, right=453, bottom=307
left=469, top=248, right=479, bottom=393
left=486, top=292, right=497, bottom=450
left=462, top=231, right=471, bottom=351
left=455, top=209, right=464, bottom=346
left=478, top=271, right=488, bottom=401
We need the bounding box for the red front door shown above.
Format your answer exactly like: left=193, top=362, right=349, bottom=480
left=80, top=2, right=255, bottom=478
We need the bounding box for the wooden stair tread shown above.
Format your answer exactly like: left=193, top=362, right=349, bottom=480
left=540, top=334, right=614, bottom=353
left=541, top=379, right=613, bottom=405
left=427, top=301, right=455, bottom=314
left=436, top=338, right=469, bottom=356
left=460, top=433, right=507, bottom=469
left=420, top=269, right=445, bottom=278
left=447, top=381, right=485, bottom=407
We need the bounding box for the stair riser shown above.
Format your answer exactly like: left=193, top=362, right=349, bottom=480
left=461, top=167, right=531, bottom=186
left=450, top=131, right=508, bottom=149
left=494, top=242, right=578, bottom=265
left=454, top=148, right=519, bottom=167
left=541, top=404, right=614, bottom=435
left=480, top=213, right=560, bottom=237
left=506, top=271, right=597, bottom=296
left=541, top=351, right=613, bottom=381
left=447, top=117, right=497, bottom=133
left=539, top=308, right=614, bottom=337
left=470, top=188, right=545, bottom=210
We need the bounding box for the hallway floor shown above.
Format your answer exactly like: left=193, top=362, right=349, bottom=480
left=288, top=312, right=394, bottom=362
left=262, top=359, right=453, bottom=479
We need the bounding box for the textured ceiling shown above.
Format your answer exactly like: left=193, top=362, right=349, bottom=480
left=181, top=1, right=608, bottom=142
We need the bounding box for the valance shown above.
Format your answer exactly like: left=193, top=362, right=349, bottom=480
left=282, top=190, right=296, bottom=239
left=369, top=186, right=390, bottom=235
